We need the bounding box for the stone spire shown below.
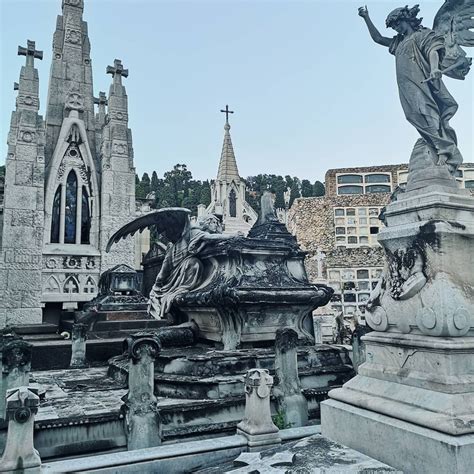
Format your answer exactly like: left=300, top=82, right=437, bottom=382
left=99, top=58, right=135, bottom=271
left=217, top=105, right=240, bottom=183
left=45, top=0, right=95, bottom=168
left=0, top=39, right=46, bottom=326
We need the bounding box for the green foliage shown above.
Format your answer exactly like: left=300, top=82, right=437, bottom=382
left=135, top=165, right=325, bottom=216
left=272, top=410, right=292, bottom=430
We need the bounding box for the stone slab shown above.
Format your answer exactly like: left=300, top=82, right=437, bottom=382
left=321, top=398, right=474, bottom=474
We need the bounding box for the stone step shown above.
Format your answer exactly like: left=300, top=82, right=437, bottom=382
left=153, top=344, right=352, bottom=378
left=11, top=323, right=58, bottom=335
left=61, top=318, right=167, bottom=333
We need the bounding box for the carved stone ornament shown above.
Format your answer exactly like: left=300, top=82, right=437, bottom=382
left=64, top=256, right=81, bottom=269
left=18, top=130, right=35, bottom=143
left=112, top=143, right=128, bottom=155
left=386, top=245, right=427, bottom=300
left=65, top=28, right=81, bottom=45
left=65, top=91, right=84, bottom=112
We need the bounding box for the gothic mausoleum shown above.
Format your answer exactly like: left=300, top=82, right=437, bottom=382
left=0, top=0, right=136, bottom=328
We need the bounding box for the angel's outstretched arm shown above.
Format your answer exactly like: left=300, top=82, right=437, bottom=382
left=358, top=6, right=392, bottom=48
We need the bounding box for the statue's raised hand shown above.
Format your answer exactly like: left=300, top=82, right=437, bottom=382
left=358, top=5, right=369, bottom=19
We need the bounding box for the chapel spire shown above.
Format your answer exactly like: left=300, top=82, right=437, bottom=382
left=217, top=105, right=240, bottom=182
left=45, top=0, right=94, bottom=167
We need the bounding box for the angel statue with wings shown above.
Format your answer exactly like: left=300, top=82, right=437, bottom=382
left=358, top=2, right=473, bottom=175
left=107, top=209, right=242, bottom=320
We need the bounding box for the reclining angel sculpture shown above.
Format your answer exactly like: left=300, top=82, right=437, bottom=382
left=358, top=1, right=473, bottom=175
left=106, top=209, right=241, bottom=319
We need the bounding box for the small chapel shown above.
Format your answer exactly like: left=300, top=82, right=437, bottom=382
left=0, top=0, right=136, bottom=328
left=203, top=106, right=257, bottom=234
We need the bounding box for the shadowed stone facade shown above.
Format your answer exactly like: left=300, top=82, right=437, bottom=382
left=0, top=0, right=136, bottom=327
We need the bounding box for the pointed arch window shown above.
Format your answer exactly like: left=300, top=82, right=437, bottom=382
left=65, top=171, right=78, bottom=243
left=229, top=189, right=237, bottom=217
left=81, top=187, right=91, bottom=244
left=49, top=161, right=92, bottom=245
left=51, top=186, right=61, bottom=243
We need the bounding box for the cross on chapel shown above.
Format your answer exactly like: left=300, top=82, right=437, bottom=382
left=18, top=40, right=43, bottom=67
left=93, top=91, right=108, bottom=107
left=220, top=104, right=234, bottom=124
left=106, top=59, right=129, bottom=86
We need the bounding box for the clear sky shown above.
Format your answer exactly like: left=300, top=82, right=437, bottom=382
left=1, top=0, right=473, bottom=182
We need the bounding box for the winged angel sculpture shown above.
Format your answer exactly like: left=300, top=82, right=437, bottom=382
left=106, top=209, right=240, bottom=319
left=359, top=1, right=473, bottom=175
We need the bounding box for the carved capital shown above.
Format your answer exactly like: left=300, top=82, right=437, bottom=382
left=2, top=339, right=32, bottom=374
left=245, top=368, right=273, bottom=399
left=124, top=332, right=161, bottom=363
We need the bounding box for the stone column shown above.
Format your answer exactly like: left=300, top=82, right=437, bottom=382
left=322, top=177, right=474, bottom=473
left=0, top=386, right=41, bottom=473
left=236, top=368, right=281, bottom=452
left=122, top=332, right=162, bottom=450
left=69, top=323, right=88, bottom=368
left=313, top=316, right=323, bottom=344
left=273, top=328, right=308, bottom=428
left=1, top=338, right=32, bottom=420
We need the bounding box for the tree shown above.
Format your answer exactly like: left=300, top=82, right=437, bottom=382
left=289, top=178, right=301, bottom=207
left=313, top=180, right=325, bottom=197
left=151, top=171, right=159, bottom=193
left=301, top=179, right=313, bottom=197
left=141, top=172, right=151, bottom=197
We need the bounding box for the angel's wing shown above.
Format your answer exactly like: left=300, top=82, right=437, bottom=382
left=106, top=207, right=191, bottom=252
left=433, top=0, right=474, bottom=80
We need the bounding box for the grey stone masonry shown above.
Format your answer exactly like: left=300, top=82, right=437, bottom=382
left=99, top=59, right=136, bottom=271
left=45, top=0, right=95, bottom=170
left=0, top=40, right=45, bottom=327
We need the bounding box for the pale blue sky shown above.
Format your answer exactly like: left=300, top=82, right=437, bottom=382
left=1, top=0, right=473, bottom=182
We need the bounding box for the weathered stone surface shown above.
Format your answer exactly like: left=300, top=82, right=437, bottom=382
left=273, top=328, right=308, bottom=428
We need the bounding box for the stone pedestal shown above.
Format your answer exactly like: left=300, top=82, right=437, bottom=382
left=322, top=183, right=474, bottom=473
left=0, top=386, right=41, bottom=473
left=122, top=332, right=162, bottom=450
left=236, top=368, right=281, bottom=451
left=69, top=323, right=88, bottom=368
left=273, top=328, right=308, bottom=428
left=1, top=338, right=32, bottom=420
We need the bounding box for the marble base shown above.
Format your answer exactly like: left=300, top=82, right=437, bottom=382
left=322, top=399, right=474, bottom=474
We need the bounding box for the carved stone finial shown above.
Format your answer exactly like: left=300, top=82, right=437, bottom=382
left=2, top=339, right=32, bottom=375
left=106, top=59, right=129, bottom=86
left=237, top=368, right=281, bottom=451
left=65, top=89, right=84, bottom=112
left=18, top=40, right=43, bottom=67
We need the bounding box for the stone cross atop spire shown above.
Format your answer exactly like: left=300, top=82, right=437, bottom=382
left=107, top=59, right=129, bottom=87
left=18, top=40, right=43, bottom=68
left=217, top=105, right=240, bottom=182
left=15, top=40, right=42, bottom=112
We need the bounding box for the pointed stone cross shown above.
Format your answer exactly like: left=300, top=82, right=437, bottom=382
left=93, top=91, right=108, bottom=107
left=18, top=40, right=43, bottom=67
left=220, top=104, right=234, bottom=124
left=231, top=451, right=295, bottom=473
left=106, top=59, right=129, bottom=86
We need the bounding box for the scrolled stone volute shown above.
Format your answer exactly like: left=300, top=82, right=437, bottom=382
left=6, top=386, right=39, bottom=422
left=124, top=332, right=161, bottom=364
